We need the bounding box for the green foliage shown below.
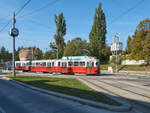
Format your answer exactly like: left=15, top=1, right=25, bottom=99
left=131, top=28, right=148, bottom=60
left=126, top=36, right=132, bottom=54
left=142, top=33, right=150, bottom=61
left=15, top=46, right=24, bottom=61
left=53, top=13, right=66, bottom=58
left=110, top=56, right=122, bottom=65
left=0, top=46, right=11, bottom=62
left=123, top=18, right=150, bottom=62
left=64, top=37, right=89, bottom=56
left=43, top=50, right=56, bottom=59
left=89, top=2, right=109, bottom=63
left=137, top=18, right=150, bottom=31
left=33, top=48, right=43, bottom=60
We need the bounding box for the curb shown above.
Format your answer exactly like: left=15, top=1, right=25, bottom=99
left=2, top=77, right=132, bottom=112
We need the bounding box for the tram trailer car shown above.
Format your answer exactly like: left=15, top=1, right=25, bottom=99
left=15, top=56, right=100, bottom=75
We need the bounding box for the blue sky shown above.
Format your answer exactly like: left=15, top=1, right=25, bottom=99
left=0, top=0, right=149, bottom=52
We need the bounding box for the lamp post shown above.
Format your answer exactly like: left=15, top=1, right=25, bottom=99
left=9, top=12, right=19, bottom=76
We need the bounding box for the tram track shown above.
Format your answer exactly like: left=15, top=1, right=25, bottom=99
left=80, top=78, right=127, bottom=98
left=88, top=78, right=150, bottom=99
left=79, top=77, right=150, bottom=113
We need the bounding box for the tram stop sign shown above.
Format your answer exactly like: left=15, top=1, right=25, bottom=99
left=9, top=28, right=19, bottom=37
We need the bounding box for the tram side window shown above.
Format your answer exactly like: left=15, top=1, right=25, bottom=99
left=43, top=62, right=46, bottom=66
left=65, top=62, right=67, bottom=67
left=58, top=62, right=60, bottom=66
left=92, top=62, right=94, bottom=67
left=16, top=63, right=21, bottom=66
left=36, top=62, right=40, bottom=66
left=87, top=62, right=89, bottom=67
left=62, top=62, right=64, bottom=67
left=52, top=62, right=54, bottom=66
left=74, top=62, right=79, bottom=66
left=96, top=62, right=99, bottom=67
left=26, top=63, right=29, bottom=66
left=47, top=62, right=51, bottom=67
left=68, top=62, right=73, bottom=66
left=80, top=62, right=85, bottom=66
left=32, top=63, right=35, bottom=66
left=29, top=62, right=31, bottom=66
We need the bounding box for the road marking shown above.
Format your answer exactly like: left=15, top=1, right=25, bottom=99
left=0, top=107, right=6, bottom=113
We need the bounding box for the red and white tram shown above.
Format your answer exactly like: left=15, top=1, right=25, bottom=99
left=15, top=56, right=100, bottom=75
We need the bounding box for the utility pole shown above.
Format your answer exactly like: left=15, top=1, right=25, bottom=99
left=9, top=12, right=19, bottom=76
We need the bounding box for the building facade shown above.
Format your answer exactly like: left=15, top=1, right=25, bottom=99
left=19, top=47, right=39, bottom=61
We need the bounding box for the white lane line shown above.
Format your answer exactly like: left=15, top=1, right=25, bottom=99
left=0, top=107, right=6, bottom=113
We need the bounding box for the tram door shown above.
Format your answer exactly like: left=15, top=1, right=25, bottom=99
left=86, top=61, right=92, bottom=74
left=62, top=62, right=67, bottom=73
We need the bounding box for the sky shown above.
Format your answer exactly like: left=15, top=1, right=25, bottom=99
left=0, top=0, right=149, bottom=52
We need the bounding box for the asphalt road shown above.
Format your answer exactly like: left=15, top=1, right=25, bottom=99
left=0, top=78, right=123, bottom=113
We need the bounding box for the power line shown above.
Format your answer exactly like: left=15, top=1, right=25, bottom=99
left=0, top=20, right=11, bottom=33
left=0, top=0, right=32, bottom=33
left=19, top=0, right=62, bottom=18
left=16, top=0, right=32, bottom=17
left=27, top=18, right=51, bottom=29
left=111, top=0, right=144, bottom=24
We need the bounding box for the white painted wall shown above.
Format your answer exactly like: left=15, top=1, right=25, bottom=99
left=122, top=60, right=147, bottom=65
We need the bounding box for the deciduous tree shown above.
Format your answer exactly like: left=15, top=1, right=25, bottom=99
left=64, top=37, right=89, bottom=56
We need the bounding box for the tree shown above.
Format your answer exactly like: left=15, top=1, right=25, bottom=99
left=0, top=46, right=11, bottom=62
left=64, top=37, right=89, bottom=56
left=89, top=2, right=107, bottom=62
left=126, top=36, right=132, bottom=54
left=43, top=50, right=56, bottom=59
left=130, top=19, right=150, bottom=61
left=33, top=48, right=43, bottom=60
left=143, top=33, right=150, bottom=61
left=15, top=46, right=24, bottom=61
left=137, top=18, right=150, bottom=31
left=131, top=30, right=145, bottom=60
left=53, top=13, right=66, bottom=58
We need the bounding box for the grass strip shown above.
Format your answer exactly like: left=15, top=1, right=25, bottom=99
left=9, top=76, right=121, bottom=106
left=101, top=64, right=150, bottom=71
